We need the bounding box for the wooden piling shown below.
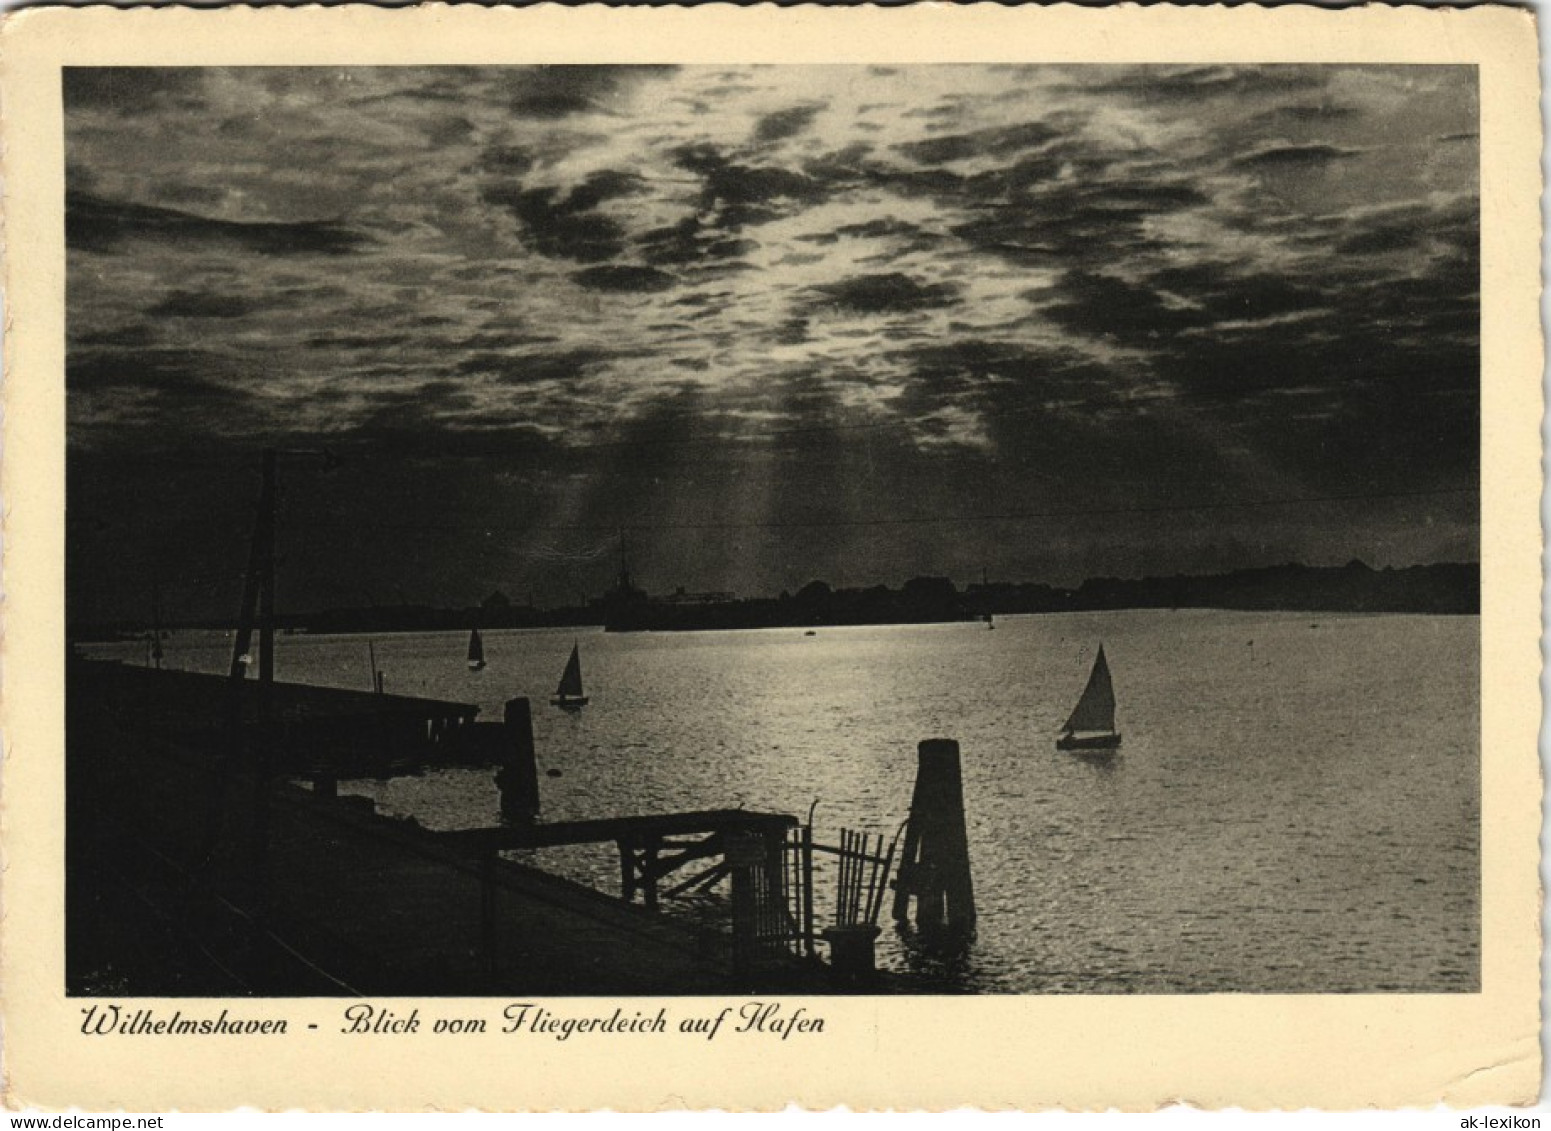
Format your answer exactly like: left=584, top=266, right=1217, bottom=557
left=726, top=830, right=764, bottom=978
left=496, top=698, right=540, bottom=823
left=891, top=738, right=976, bottom=939
left=642, top=843, right=660, bottom=910
left=617, top=838, right=636, bottom=902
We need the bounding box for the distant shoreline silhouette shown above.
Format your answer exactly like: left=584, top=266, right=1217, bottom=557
left=71, top=559, right=1478, bottom=641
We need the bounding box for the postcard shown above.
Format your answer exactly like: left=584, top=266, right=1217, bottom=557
left=0, top=2, right=1541, bottom=1111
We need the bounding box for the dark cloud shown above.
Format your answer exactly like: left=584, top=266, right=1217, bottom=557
left=356, top=384, right=477, bottom=434
left=895, top=121, right=1062, bottom=165
left=859, top=164, right=966, bottom=200
left=753, top=103, right=826, bottom=144
left=67, top=348, right=271, bottom=454
left=68, top=346, right=238, bottom=392
left=667, top=291, right=721, bottom=308
left=568, top=169, right=648, bottom=209
left=75, top=324, right=158, bottom=349
left=1063, top=65, right=1326, bottom=103
left=482, top=169, right=647, bottom=262
left=904, top=100, right=970, bottom=125
left=802, top=143, right=874, bottom=184
left=1231, top=143, right=1362, bottom=170
left=890, top=339, right=1106, bottom=402
left=637, top=215, right=759, bottom=267
left=767, top=316, right=811, bottom=346
left=148, top=291, right=263, bottom=319
left=572, top=264, right=677, bottom=293
left=1038, top=270, right=1209, bottom=345
left=798, top=218, right=929, bottom=248
left=423, top=115, right=474, bottom=147
left=688, top=261, right=757, bottom=282
left=1251, top=103, right=1360, bottom=127
left=961, top=153, right=1066, bottom=198
left=71, top=372, right=265, bottom=450
left=64, top=68, right=204, bottom=110
left=1039, top=259, right=1413, bottom=401
left=702, top=82, right=761, bottom=99
left=1335, top=223, right=1424, bottom=256
left=154, top=182, right=227, bottom=208
left=1289, top=197, right=1475, bottom=270
left=501, top=65, right=672, bottom=118
left=305, top=332, right=419, bottom=350
left=455, top=346, right=626, bottom=385
left=480, top=146, right=536, bottom=175
left=669, top=142, right=828, bottom=230
left=67, top=191, right=368, bottom=256
left=433, top=330, right=564, bottom=352
left=948, top=176, right=1208, bottom=267
left=810, top=273, right=959, bottom=315
left=709, top=164, right=824, bottom=209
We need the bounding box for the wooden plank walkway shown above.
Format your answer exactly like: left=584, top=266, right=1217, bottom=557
left=70, top=655, right=486, bottom=778
left=71, top=656, right=480, bottom=733
left=67, top=662, right=839, bottom=996
left=442, top=809, right=796, bottom=851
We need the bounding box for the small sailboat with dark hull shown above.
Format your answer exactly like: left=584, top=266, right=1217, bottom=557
left=1057, top=644, right=1121, bottom=751
left=551, top=642, right=589, bottom=709
left=467, top=629, right=486, bottom=672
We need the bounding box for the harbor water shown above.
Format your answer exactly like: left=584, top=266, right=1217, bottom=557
left=87, top=609, right=1479, bottom=994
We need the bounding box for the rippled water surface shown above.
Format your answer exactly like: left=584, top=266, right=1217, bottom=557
left=92, top=610, right=1479, bottom=993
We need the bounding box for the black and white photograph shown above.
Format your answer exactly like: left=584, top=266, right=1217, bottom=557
left=62, top=60, right=1483, bottom=1001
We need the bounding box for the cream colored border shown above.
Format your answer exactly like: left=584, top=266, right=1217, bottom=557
left=0, top=4, right=1541, bottom=1111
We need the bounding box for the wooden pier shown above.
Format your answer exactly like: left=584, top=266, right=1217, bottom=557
left=66, top=658, right=846, bottom=994
left=445, top=810, right=796, bottom=906
left=70, top=657, right=483, bottom=778
left=68, top=649, right=977, bottom=992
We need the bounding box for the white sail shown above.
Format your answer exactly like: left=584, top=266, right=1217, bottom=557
left=1063, top=645, right=1116, bottom=734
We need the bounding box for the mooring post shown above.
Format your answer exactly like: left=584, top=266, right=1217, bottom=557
left=618, top=839, right=636, bottom=903
left=891, top=738, right=976, bottom=940
left=726, top=830, right=764, bottom=980
left=496, top=697, right=539, bottom=823
left=642, top=841, right=660, bottom=910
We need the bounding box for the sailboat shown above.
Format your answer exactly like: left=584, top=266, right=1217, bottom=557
left=1056, top=644, right=1121, bottom=751
left=550, top=641, right=589, bottom=709
left=467, top=628, right=486, bottom=672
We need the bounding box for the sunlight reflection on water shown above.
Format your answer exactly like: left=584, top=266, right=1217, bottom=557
left=94, top=609, right=1478, bottom=993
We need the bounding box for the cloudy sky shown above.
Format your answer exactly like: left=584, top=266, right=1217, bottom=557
left=65, top=65, right=1478, bottom=621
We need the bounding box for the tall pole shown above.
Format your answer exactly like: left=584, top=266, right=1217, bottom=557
left=258, top=448, right=276, bottom=690
left=250, top=448, right=277, bottom=983
left=150, top=578, right=163, bottom=670
left=225, top=457, right=273, bottom=689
